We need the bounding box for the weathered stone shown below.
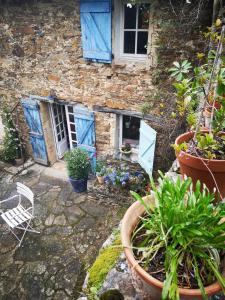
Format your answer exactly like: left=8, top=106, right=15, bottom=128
left=45, top=214, right=54, bottom=226
left=53, top=214, right=67, bottom=226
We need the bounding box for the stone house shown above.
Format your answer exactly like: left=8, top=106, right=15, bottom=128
left=0, top=0, right=213, bottom=173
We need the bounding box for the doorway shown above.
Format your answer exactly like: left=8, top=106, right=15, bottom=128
left=50, top=103, right=69, bottom=159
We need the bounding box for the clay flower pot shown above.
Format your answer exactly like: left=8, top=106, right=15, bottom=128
left=175, top=131, right=225, bottom=199
left=121, top=196, right=224, bottom=300
left=97, top=175, right=104, bottom=184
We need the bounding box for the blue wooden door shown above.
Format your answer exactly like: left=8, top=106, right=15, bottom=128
left=74, top=106, right=96, bottom=173
left=21, top=99, right=48, bottom=165
left=80, top=0, right=112, bottom=63
left=138, top=120, right=157, bottom=176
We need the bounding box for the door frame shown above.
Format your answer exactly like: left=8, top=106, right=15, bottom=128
left=49, top=103, right=68, bottom=160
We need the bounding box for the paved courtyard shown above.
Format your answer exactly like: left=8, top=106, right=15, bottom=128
left=0, top=164, right=128, bottom=300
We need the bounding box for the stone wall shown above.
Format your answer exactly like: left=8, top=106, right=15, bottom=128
left=0, top=0, right=213, bottom=170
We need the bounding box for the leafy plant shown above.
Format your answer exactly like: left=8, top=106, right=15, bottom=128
left=131, top=173, right=225, bottom=300
left=96, top=159, right=107, bottom=177
left=169, top=60, right=192, bottom=81
left=171, top=142, right=188, bottom=153
left=0, top=107, right=22, bottom=162
left=64, top=148, right=91, bottom=180
left=121, top=143, right=131, bottom=152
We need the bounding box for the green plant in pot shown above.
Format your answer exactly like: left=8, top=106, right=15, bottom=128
left=120, top=143, right=132, bottom=157
left=96, top=159, right=107, bottom=184
left=64, top=148, right=91, bottom=193
left=171, top=24, right=225, bottom=200
left=121, top=173, right=225, bottom=300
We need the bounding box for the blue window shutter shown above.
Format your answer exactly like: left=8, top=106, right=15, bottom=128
left=74, top=106, right=96, bottom=173
left=21, top=98, right=48, bottom=165
left=80, top=0, right=112, bottom=63
left=138, top=120, right=157, bottom=176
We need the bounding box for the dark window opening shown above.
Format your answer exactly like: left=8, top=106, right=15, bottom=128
left=122, top=116, right=140, bottom=146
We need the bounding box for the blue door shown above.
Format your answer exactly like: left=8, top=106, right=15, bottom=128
left=69, top=105, right=96, bottom=173
left=138, top=120, right=157, bottom=176
left=21, top=99, right=48, bottom=165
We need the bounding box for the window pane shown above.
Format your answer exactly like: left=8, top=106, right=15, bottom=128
left=57, top=134, right=61, bottom=142
left=67, top=106, right=73, bottom=113
left=71, top=133, right=76, bottom=141
left=60, top=123, right=64, bottom=131
left=70, top=124, right=75, bottom=132
left=59, top=114, right=62, bottom=122
left=72, top=142, right=77, bottom=148
left=56, top=125, right=60, bottom=134
left=69, top=114, right=74, bottom=123
left=122, top=116, right=140, bottom=141
left=62, top=131, right=65, bottom=139
left=55, top=116, right=59, bottom=125
left=124, top=31, right=135, bottom=54
left=137, top=31, right=148, bottom=54
left=138, top=4, right=150, bottom=29
left=124, top=4, right=136, bottom=29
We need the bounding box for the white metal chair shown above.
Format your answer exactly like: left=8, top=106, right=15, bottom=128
left=0, top=182, right=39, bottom=247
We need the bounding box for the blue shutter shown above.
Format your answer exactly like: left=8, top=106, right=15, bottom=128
left=21, top=99, right=48, bottom=165
left=138, top=121, right=156, bottom=176
left=80, top=0, right=112, bottom=63
left=74, top=107, right=96, bottom=173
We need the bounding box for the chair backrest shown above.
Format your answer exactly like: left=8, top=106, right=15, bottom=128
left=17, top=182, right=34, bottom=207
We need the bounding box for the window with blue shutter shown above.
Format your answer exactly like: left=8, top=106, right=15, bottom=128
left=80, top=0, right=112, bottom=63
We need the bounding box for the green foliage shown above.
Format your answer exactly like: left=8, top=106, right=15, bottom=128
left=140, top=102, right=153, bottom=115
left=186, top=112, right=197, bottom=129
left=131, top=173, right=225, bottom=300
left=87, top=237, right=122, bottom=298
left=169, top=60, right=192, bottom=81
left=196, top=133, right=225, bottom=159
left=64, top=148, right=91, bottom=180
left=0, top=107, right=21, bottom=162
left=96, top=159, right=107, bottom=177
left=171, top=142, right=188, bottom=153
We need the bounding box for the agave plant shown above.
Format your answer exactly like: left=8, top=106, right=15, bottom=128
left=131, top=173, right=225, bottom=300
left=169, top=60, right=192, bottom=81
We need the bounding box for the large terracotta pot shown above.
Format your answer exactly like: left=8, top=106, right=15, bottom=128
left=175, top=131, right=225, bottom=200
left=121, top=196, right=223, bottom=300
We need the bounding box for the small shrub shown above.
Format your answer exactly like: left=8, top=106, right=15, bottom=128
left=64, top=148, right=91, bottom=180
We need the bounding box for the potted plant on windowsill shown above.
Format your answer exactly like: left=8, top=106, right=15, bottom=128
left=120, top=143, right=132, bottom=157
left=64, top=148, right=91, bottom=193
left=170, top=24, right=225, bottom=199
left=121, top=173, right=225, bottom=300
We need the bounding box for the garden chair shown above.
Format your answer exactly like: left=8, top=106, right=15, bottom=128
left=0, top=182, right=39, bottom=247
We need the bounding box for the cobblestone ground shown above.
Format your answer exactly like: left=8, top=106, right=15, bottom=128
left=0, top=165, right=128, bottom=300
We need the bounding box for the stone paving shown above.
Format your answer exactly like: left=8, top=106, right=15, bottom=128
left=0, top=164, right=129, bottom=300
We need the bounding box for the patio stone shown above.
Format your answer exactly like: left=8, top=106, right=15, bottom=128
left=0, top=164, right=128, bottom=299
left=53, top=214, right=67, bottom=226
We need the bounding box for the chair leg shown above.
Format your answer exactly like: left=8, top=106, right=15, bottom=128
left=18, top=219, right=32, bottom=247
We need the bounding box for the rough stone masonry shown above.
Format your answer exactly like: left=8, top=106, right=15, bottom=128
left=0, top=0, right=212, bottom=170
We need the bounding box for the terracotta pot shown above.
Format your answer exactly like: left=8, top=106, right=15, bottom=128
left=175, top=131, right=225, bottom=200
left=121, top=197, right=224, bottom=300
left=97, top=175, right=104, bottom=184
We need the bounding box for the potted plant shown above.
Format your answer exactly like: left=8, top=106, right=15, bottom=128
left=64, top=147, right=91, bottom=193
left=121, top=173, right=225, bottom=300
left=96, top=159, right=107, bottom=184
left=170, top=24, right=225, bottom=199
left=120, top=143, right=132, bottom=157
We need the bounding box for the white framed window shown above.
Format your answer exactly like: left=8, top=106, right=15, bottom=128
left=114, top=1, right=151, bottom=63
left=118, top=115, right=141, bottom=162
